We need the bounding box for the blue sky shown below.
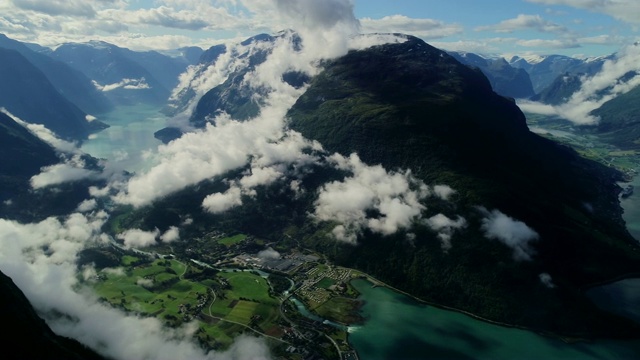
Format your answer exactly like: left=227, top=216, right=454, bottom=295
left=1, top=0, right=638, bottom=57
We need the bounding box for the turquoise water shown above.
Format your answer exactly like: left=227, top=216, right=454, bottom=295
left=621, top=174, right=640, bottom=241
left=588, top=279, right=640, bottom=324
left=348, top=279, right=640, bottom=360
left=81, top=105, right=167, bottom=172
left=348, top=171, right=640, bottom=359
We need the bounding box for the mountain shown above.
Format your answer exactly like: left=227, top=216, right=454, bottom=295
left=0, top=111, right=101, bottom=222
left=124, top=35, right=640, bottom=338
left=0, top=111, right=59, bottom=202
left=510, top=54, right=607, bottom=94
left=51, top=41, right=191, bottom=106
left=0, top=34, right=112, bottom=115
left=529, top=72, right=584, bottom=104
left=0, top=48, right=108, bottom=140
left=172, top=33, right=279, bottom=121
left=591, top=85, right=640, bottom=149
left=0, top=270, right=105, bottom=360
left=449, top=52, right=535, bottom=98
left=286, top=37, right=640, bottom=337
left=157, top=33, right=297, bottom=143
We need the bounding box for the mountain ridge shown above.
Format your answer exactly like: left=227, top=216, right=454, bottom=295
left=0, top=34, right=112, bottom=115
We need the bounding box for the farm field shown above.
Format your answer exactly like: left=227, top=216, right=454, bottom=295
left=91, top=256, right=286, bottom=350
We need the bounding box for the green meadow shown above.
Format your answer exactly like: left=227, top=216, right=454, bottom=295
left=217, top=234, right=247, bottom=246
left=93, top=258, right=285, bottom=350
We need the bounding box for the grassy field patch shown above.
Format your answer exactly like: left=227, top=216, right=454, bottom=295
left=220, top=272, right=276, bottom=304
left=121, top=255, right=140, bottom=266
left=226, top=300, right=259, bottom=324
left=316, top=277, right=336, bottom=289
left=217, top=234, right=247, bottom=246
left=314, top=297, right=363, bottom=325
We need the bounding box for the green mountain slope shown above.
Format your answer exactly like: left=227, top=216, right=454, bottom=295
left=530, top=73, right=583, bottom=104
left=0, top=112, right=100, bottom=222
left=0, top=48, right=107, bottom=140
left=591, top=85, right=640, bottom=149
left=287, top=36, right=640, bottom=337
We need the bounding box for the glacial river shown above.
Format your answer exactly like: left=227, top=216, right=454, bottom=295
left=82, top=106, right=640, bottom=359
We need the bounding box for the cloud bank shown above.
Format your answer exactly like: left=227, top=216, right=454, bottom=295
left=0, top=212, right=272, bottom=360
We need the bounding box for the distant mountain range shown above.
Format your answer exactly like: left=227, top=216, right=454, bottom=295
left=0, top=34, right=112, bottom=115
left=449, top=51, right=535, bottom=99
left=509, top=54, right=608, bottom=94
left=0, top=48, right=108, bottom=140
left=50, top=41, right=201, bottom=106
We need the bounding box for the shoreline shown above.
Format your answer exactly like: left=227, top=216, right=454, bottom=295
left=344, top=268, right=640, bottom=345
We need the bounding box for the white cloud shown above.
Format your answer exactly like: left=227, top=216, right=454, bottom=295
left=424, top=214, right=467, bottom=251
left=136, top=277, right=154, bottom=287
left=93, top=78, right=151, bottom=92
left=539, top=272, right=556, bottom=288
left=202, top=186, right=243, bottom=214
left=526, top=0, right=640, bottom=24
left=116, top=228, right=159, bottom=249
left=102, top=267, right=126, bottom=276
left=116, top=23, right=399, bottom=208
left=433, top=185, right=456, bottom=201
left=480, top=208, right=539, bottom=261
left=1, top=109, right=79, bottom=153
left=30, top=162, right=100, bottom=189
left=516, top=38, right=579, bottom=49
left=11, top=0, right=98, bottom=17
left=313, top=153, right=433, bottom=244
left=360, top=15, right=463, bottom=39
left=476, top=14, right=569, bottom=34
left=160, top=226, right=180, bottom=243
left=518, top=43, right=640, bottom=125
left=76, top=199, right=98, bottom=213
left=257, top=247, right=280, bottom=260
left=0, top=212, right=272, bottom=360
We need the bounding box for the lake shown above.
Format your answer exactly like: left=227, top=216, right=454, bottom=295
left=348, top=279, right=640, bottom=360
left=621, top=173, right=640, bottom=240
left=81, top=104, right=167, bottom=172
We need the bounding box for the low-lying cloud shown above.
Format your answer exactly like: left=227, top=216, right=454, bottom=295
left=93, top=78, right=151, bottom=92
left=30, top=162, right=100, bottom=189
left=314, top=153, right=434, bottom=244
left=257, top=247, right=281, bottom=260
left=479, top=208, right=539, bottom=261
left=116, top=228, right=160, bottom=249
left=424, top=214, right=467, bottom=251
left=0, top=213, right=272, bottom=360
left=539, top=272, right=556, bottom=288
left=518, top=43, right=640, bottom=125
